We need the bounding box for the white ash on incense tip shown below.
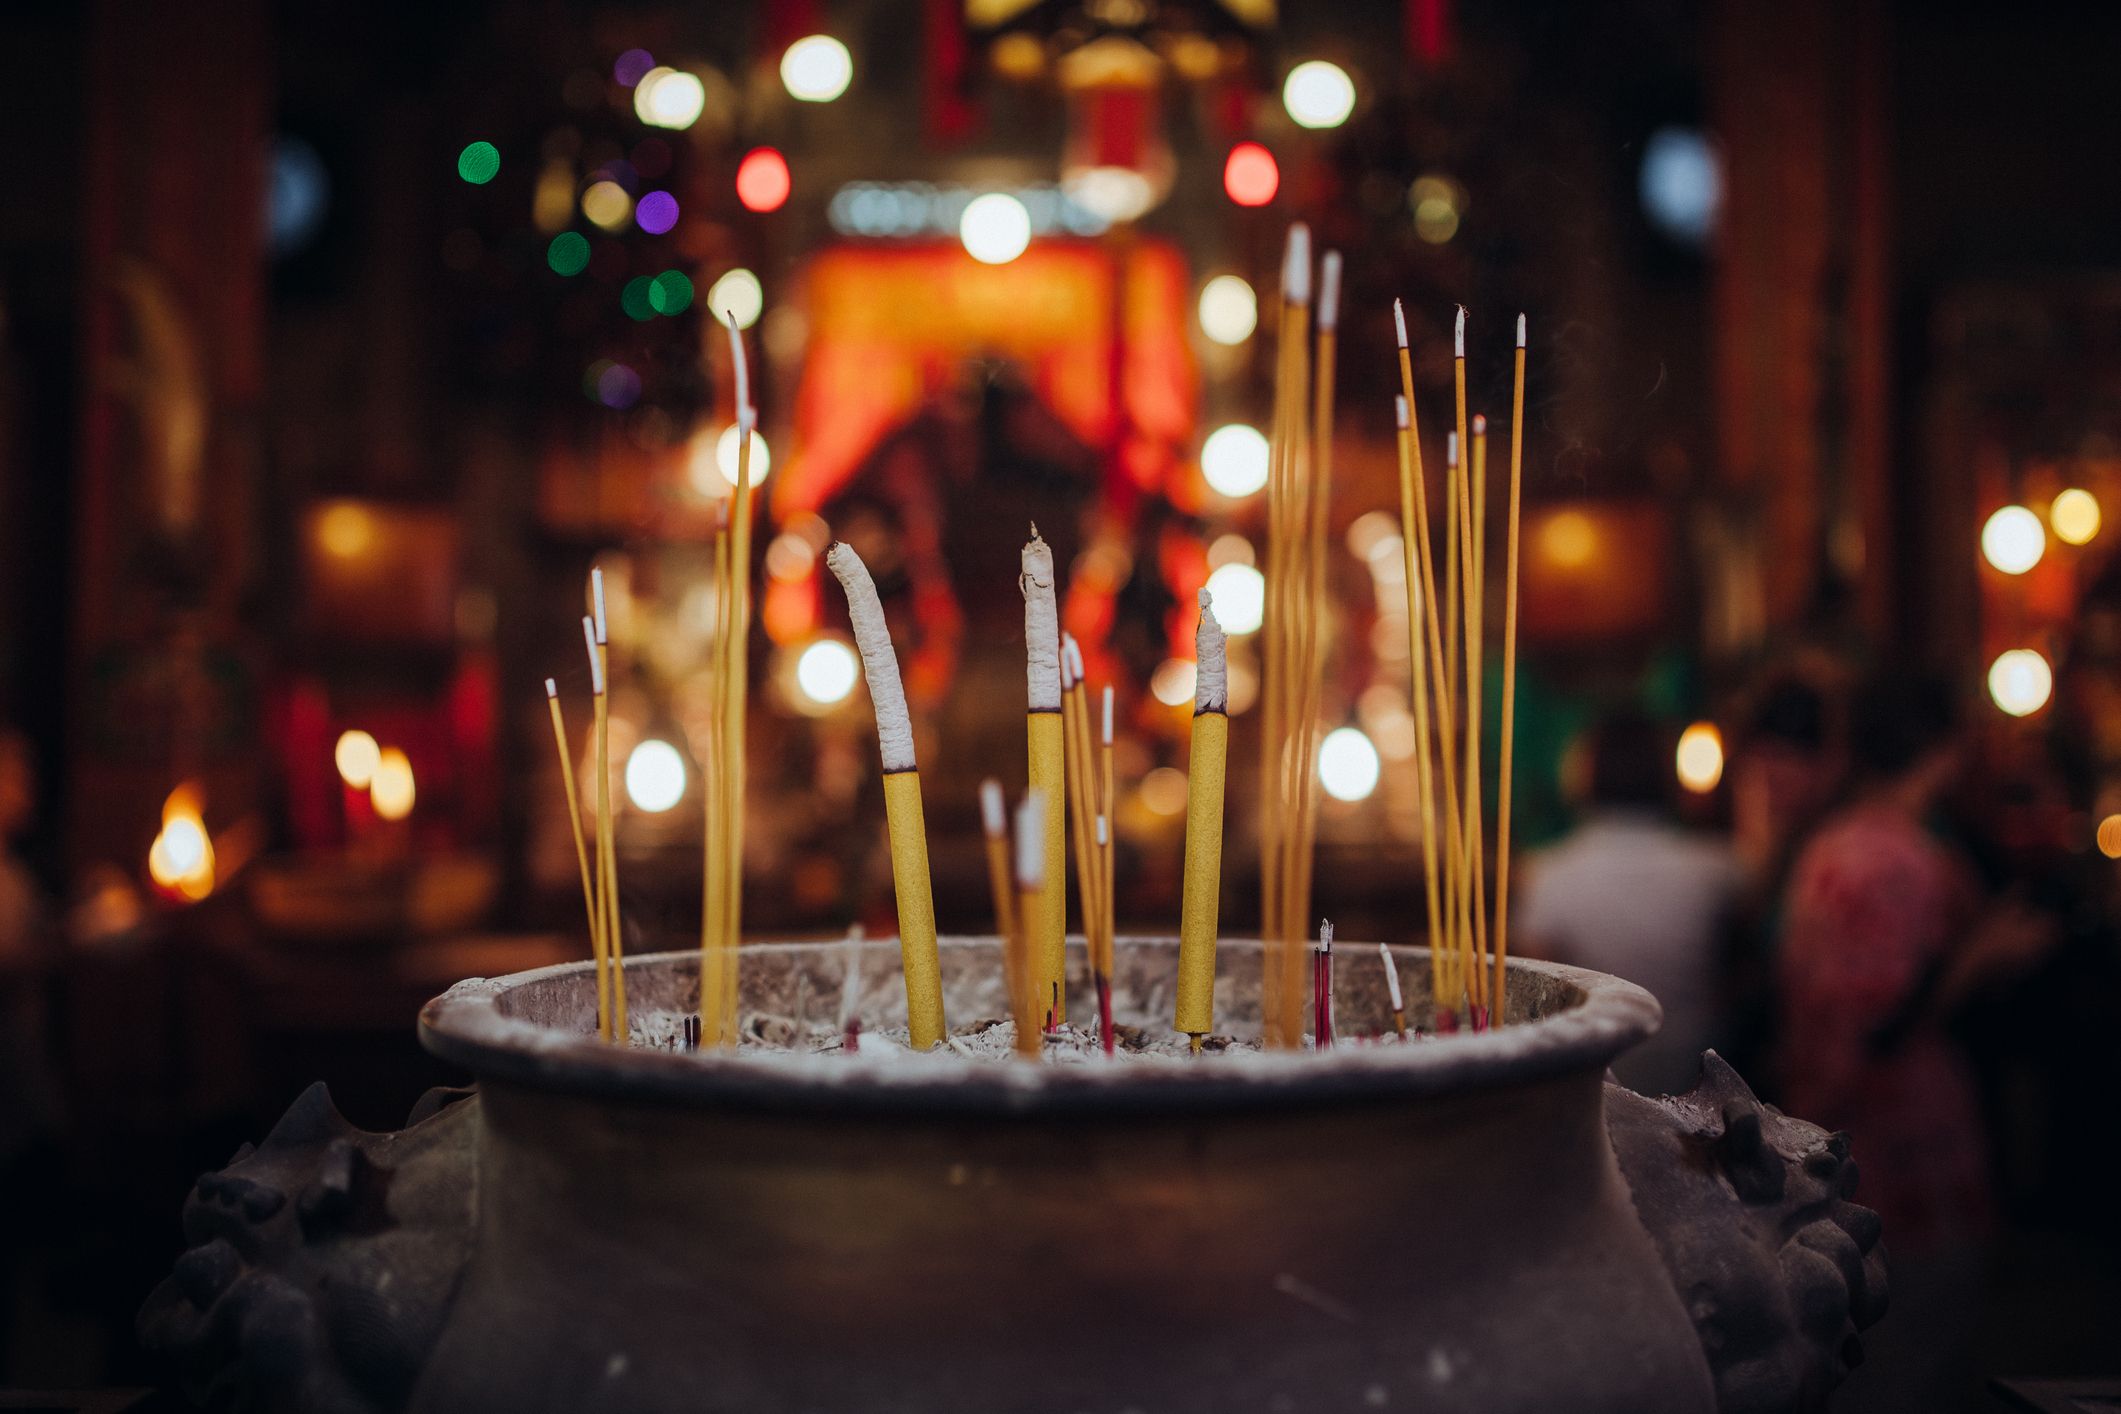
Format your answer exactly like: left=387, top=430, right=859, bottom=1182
left=1194, top=588, right=1228, bottom=713
left=825, top=541, right=916, bottom=773
left=1020, top=528, right=1060, bottom=711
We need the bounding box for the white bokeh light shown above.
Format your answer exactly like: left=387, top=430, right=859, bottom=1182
left=795, top=639, right=860, bottom=706
left=959, top=193, right=1032, bottom=265
left=707, top=268, right=764, bottom=330
left=780, top=35, right=853, bottom=102
left=634, top=68, right=706, bottom=130
left=1282, top=61, right=1356, bottom=129
left=2052, top=488, right=2101, bottom=546
left=1981, top=505, right=2046, bottom=575
left=1675, top=722, right=1725, bottom=794
left=625, top=739, right=687, bottom=813
left=1988, top=649, right=2053, bottom=718
left=715, top=426, right=772, bottom=487
left=1197, top=274, right=1258, bottom=345
left=1201, top=424, right=1270, bottom=499
left=1317, top=727, right=1381, bottom=801
left=1204, top=562, right=1266, bottom=635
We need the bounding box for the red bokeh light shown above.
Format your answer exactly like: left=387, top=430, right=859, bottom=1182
left=1223, top=143, right=1279, bottom=207
left=736, top=147, right=792, bottom=213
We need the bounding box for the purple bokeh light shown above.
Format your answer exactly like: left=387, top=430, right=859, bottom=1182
left=596, top=363, right=642, bottom=409
left=636, top=191, right=679, bottom=235
left=614, top=49, right=655, bottom=87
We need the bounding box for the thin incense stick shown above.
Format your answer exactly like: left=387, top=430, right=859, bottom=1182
left=1393, top=390, right=1445, bottom=1014
left=1464, top=415, right=1491, bottom=1022
left=1289, top=249, right=1339, bottom=976
left=1378, top=941, right=1407, bottom=1039
left=1059, top=635, right=1099, bottom=1011
left=583, top=613, right=621, bottom=1043
left=1175, top=589, right=1228, bottom=1046
left=1010, top=789, right=1047, bottom=1059
left=1313, top=919, right=1335, bottom=1049
left=1020, top=529, right=1066, bottom=1023
left=826, top=541, right=945, bottom=1049
left=1492, top=315, right=1528, bottom=1027
left=979, top=778, right=1017, bottom=947
left=837, top=925, right=864, bottom=1053
left=547, top=677, right=609, bottom=1038
left=1262, top=223, right=1312, bottom=1048
left=592, top=576, right=629, bottom=1042
left=1098, top=683, right=1115, bottom=977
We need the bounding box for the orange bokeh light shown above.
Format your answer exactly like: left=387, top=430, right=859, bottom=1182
left=736, top=147, right=791, bottom=213
left=1223, top=142, right=1279, bottom=207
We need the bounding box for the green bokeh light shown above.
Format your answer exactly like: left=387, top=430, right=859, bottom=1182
left=648, top=269, right=694, bottom=316
left=456, top=141, right=501, bottom=185
left=620, top=277, right=656, bottom=322
left=547, top=231, right=591, bottom=276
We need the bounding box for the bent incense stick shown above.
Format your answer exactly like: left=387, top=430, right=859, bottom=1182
left=1175, top=589, right=1229, bottom=1046
left=547, top=677, right=609, bottom=1039
left=826, top=541, right=945, bottom=1050
left=1020, top=528, right=1066, bottom=1024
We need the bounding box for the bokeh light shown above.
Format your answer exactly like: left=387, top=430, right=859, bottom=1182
left=268, top=136, right=330, bottom=255
left=1140, top=765, right=1189, bottom=815
left=581, top=180, right=632, bottom=231
left=1204, top=562, right=1267, bottom=634
left=648, top=270, right=694, bottom=315
left=1988, top=648, right=2053, bottom=717
left=596, top=363, right=642, bottom=409
left=1981, top=505, right=2046, bottom=575
left=716, top=425, right=772, bottom=486
left=1282, top=61, right=1355, bottom=129
left=621, top=277, right=656, bottom=321
left=1149, top=659, right=1198, bottom=707
left=1318, top=727, right=1382, bottom=802
left=456, top=141, right=500, bottom=185
left=546, top=231, right=591, bottom=276
left=1222, top=142, right=1280, bottom=206
left=1410, top=173, right=1465, bottom=244
left=736, top=147, right=792, bottom=212
left=795, top=639, right=860, bottom=706
left=781, top=35, right=854, bottom=102
left=1675, top=721, right=1725, bottom=794
left=613, top=49, right=656, bottom=87
left=2098, top=814, right=2121, bottom=859
left=334, top=729, right=381, bottom=788
left=635, top=190, right=679, bottom=234
left=1201, top=424, right=1270, bottom=499
left=634, top=68, right=706, bottom=130
left=316, top=503, right=376, bottom=559
left=624, top=739, right=687, bottom=813
left=2052, top=488, right=2101, bottom=545
left=1197, top=275, right=1258, bottom=345
left=1640, top=127, right=1723, bottom=245
left=707, top=268, right=764, bottom=329
left=371, top=748, right=416, bottom=820
left=959, top=193, right=1032, bottom=264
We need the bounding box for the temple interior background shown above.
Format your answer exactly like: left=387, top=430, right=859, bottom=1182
left=3, top=0, right=2120, bottom=1407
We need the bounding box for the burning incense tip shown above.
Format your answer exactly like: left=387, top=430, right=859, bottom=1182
left=1454, top=305, right=1467, bottom=358
left=1019, top=531, right=1060, bottom=711
left=591, top=568, right=608, bottom=644
left=1282, top=223, right=1311, bottom=306
left=1378, top=942, right=1405, bottom=1011
left=1014, top=790, right=1046, bottom=888
left=1394, top=394, right=1409, bottom=431
left=581, top=617, right=605, bottom=694
left=1194, top=589, right=1228, bottom=713
left=1474, top=414, right=1488, bottom=436
left=826, top=542, right=914, bottom=772
left=980, top=778, right=1006, bottom=837
left=726, top=313, right=754, bottom=428
left=1101, top=684, right=1113, bottom=745
left=1318, top=251, right=1342, bottom=331
left=1517, top=312, right=1528, bottom=348
left=1393, top=298, right=1408, bottom=350
left=1447, top=431, right=1459, bottom=468
left=544, top=677, right=557, bottom=698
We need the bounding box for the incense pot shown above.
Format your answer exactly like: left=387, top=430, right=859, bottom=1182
left=141, top=938, right=1885, bottom=1414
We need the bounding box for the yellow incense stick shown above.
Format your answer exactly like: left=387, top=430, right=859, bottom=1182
left=1021, top=529, right=1066, bottom=1024
left=547, top=678, right=609, bottom=1038
left=1097, top=684, right=1116, bottom=981
left=1059, top=636, right=1099, bottom=994
left=825, top=541, right=945, bottom=1049
left=583, top=612, right=622, bottom=1043
left=592, top=580, right=629, bottom=1042
left=1175, top=590, right=1229, bottom=1040
left=1262, top=224, right=1312, bottom=1048
left=1492, top=315, right=1528, bottom=1026
left=1010, top=789, right=1048, bottom=1057
left=980, top=778, right=1017, bottom=949
left=1464, top=416, right=1491, bottom=1017
left=1287, top=249, right=1339, bottom=967
left=1392, top=393, right=1445, bottom=1011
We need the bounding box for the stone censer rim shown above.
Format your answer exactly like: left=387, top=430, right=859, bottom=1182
left=418, top=936, right=1661, bottom=1118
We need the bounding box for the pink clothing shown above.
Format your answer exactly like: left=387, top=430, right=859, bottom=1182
left=1776, top=804, right=1992, bottom=1253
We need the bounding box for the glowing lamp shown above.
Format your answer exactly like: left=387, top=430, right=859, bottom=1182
left=1675, top=722, right=1724, bottom=794
left=1222, top=142, right=1279, bottom=207
left=736, top=147, right=792, bottom=212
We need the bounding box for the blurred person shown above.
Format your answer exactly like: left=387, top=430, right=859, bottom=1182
left=1519, top=709, right=1744, bottom=1094
left=1776, top=674, right=2055, bottom=1413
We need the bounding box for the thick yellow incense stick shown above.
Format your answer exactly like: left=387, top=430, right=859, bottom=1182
left=1492, top=315, right=1528, bottom=1026
left=979, top=778, right=1017, bottom=948
left=825, top=541, right=945, bottom=1049
left=1020, top=529, right=1066, bottom=1023
left=1262, top=224, right=1312, bottom=1048
left=1463, top=416, right=1491, bottom=1017
left=1010, top=789, right=1048, bottom=1057
left=1392, top=393, right=1445, bottom=1010
left=1175, top=589, right=1228, bottom=1042
left=547, top=678, right=609, bottom=1038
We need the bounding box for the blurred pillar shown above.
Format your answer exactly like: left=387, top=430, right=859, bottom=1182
left=1711, top=0, right=1893, bottom=645
left=71, top=0, right=269, bottom=863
